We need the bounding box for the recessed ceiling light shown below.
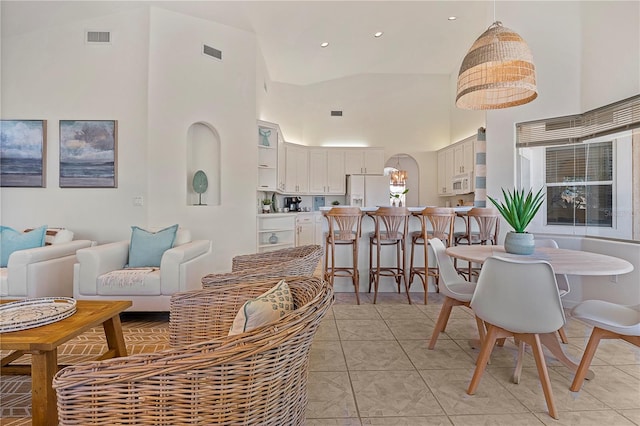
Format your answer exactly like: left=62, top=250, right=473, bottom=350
left=374, top=31, right=384, bottom=38
left=320, top=42, right=329, bottom=48
left=448, top=16, right=457, bottom=21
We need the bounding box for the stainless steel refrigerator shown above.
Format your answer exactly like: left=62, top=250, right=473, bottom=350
left=346, top=174, right=391, bottom=208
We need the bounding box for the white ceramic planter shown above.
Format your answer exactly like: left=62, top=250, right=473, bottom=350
left=504, top=231, right=535, bottom=255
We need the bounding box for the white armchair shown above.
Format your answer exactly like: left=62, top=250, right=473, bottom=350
left=73, top=228, right=213, bottom=311
left=0, top=230, right=95, bottom=298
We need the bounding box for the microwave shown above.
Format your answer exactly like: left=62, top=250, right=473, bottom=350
left=452, top=173, right=473, bottom=195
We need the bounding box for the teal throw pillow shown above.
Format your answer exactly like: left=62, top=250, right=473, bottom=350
left=0, top=225, right=47, bottom=267
left=128, top=224, right=179, bottom=268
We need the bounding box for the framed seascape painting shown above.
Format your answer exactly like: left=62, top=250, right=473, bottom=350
left=59, top=120, right=117, bottom=188
left=0, top=120, right=47, bottom=187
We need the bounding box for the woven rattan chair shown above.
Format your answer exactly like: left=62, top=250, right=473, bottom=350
left=53, top=276, right=333, bottom=425
left=231, top=244, right=323, bottom=275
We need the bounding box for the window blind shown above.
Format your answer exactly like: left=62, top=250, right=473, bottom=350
left=516, top=94, right=640, bottom=148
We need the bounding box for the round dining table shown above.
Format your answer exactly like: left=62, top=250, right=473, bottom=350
left=445, top=245, right=634, bottom=276
left=445, top=244, right=634, bottom=382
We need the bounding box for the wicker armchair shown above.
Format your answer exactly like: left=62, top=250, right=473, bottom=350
left=231, top=244, right=322, bottom=274
left=53, top=276, right=333, bottom=425
left=201, top=244, right=323, bottom=287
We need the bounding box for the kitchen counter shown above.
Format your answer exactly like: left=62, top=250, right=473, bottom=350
left=318, top=206, right=473, bottom=213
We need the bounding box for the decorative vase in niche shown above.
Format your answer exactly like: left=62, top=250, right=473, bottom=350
left=259, top=128, right=271, bottom=146
left=504, top=232, right=535, bottom=255
left=269, top=233, right=278, bottom=244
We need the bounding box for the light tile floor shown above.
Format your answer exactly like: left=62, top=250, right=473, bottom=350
left=307, top=291, right=640, bottom=426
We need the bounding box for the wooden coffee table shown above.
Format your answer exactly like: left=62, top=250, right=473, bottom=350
left=0, top=299, right=132, bottom=426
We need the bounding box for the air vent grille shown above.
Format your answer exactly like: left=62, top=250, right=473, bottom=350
left=331, top=111, right=343, bottom=117
left=203, top=44, right=222, bottom=60
left=86, top=31, right=111, bottom=44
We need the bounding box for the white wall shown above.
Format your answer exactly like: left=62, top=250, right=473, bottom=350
left=1, top=7, right=150, bottom=240
left=580, top=1, right=640, bottom=111
left=1, top=6, right=259, bottom=273
left=145, top=8, right=258, bottom=273
left=263, top=73, right=451, bottom=206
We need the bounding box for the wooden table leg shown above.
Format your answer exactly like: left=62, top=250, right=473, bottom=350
left=539, top=332, right=594, bottom=380
left=101, top=314, right=128, bottom=359
left=30, top=349, right=58, bottom=426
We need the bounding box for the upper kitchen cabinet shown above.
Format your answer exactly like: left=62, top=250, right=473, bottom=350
left=344, top=148, right=385, bottom=175
left=284, top=143, right=309, bottom=194
left=453, top=137, right=475, bottom=175
left=257, top=120, right=281, bottom=191
left=309, top=149, right=346, bottom=194
left=437, top=148, right=454, bottom=196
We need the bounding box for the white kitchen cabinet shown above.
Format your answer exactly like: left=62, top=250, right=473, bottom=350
left=284, top=143, right=309, bottom=193
left=295, top=213, right=315, bottom=246
left=257, top=121, right=279, bottom=191
left=437, top=148, right=454, bottom=196
left=257, top=214, right=296, bottom=252
left=344, top=148, right=384, bottom=175
left=453, top=139, right=475, bottom=175
left=309, top=149, right=346, bottom=194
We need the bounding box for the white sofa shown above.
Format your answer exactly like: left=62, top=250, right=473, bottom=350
left=1, top=229, right=95, bottom=298
left=73, top=228, right=214, bottom=311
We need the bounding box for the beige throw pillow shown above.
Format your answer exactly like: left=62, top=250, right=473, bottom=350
left=228, top=279, right=293, bottom=336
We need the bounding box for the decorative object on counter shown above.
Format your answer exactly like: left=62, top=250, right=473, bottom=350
left=488, top=187, right=544, bottom=255
left=313, top=196, right=326, bottom=211
left=258, top=128, right=271, bottom=146
left=456, top=21, right=537, bottom=110
left=268, top=233, right=278, bottom=244
left=390, top=188, right=409, bottom=207
left=271, top=192, right=277, bottom=209
left=262, top=198, right=272, bottom=213
left=331, top=200, right=340, bottom=206
left=192, top=170, right=208, bottom=205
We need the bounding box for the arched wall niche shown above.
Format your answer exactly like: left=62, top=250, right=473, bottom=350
left=385, top=154, right=420, bottom=207
left=186, top=122, right=221, bottom=206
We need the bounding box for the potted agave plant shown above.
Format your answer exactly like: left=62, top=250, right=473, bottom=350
left=487, top=187, right=544, bottom=255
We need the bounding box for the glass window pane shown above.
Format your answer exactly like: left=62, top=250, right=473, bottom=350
left=546, top=184, right=612, bottom=226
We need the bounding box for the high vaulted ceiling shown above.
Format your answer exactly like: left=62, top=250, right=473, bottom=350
left=2, top=1, right=494, bottom=85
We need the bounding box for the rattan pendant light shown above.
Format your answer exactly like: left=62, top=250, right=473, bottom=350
left=456, top=21, right=537, bottom=110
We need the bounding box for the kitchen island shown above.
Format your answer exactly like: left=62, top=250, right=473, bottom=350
left=319, top=206, right=471, bottom=295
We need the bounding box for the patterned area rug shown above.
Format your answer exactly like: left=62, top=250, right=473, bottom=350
left=0, top=312, right=170, bottom=425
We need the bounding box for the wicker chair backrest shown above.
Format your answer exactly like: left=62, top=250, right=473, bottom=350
left=53, top=276, right=333, bottom=426
left=231, top=244, right=322, bottom=275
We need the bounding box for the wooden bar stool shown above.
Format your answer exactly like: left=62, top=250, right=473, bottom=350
left=454, top=207, right=500, bottom=280
left=323, top=207, right=363, bottom=304
left=368, top=206, right=411, bottom=304
left=408, top=207, right=455, bottom=304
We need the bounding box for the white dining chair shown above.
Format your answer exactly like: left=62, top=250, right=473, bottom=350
left=534, top=238, right=570, bottom=343
left=427, top=238, right=483, bottom=349
left=467, top=256, right=566, bottom=420
left=569, top=300, right=640, bottom=392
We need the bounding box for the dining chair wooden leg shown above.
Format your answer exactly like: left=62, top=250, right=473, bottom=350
left=557, top=327, right=569, bottom=344
left=475, top=317, right=487, bottom=342
left=512, top=339, right=526, bottom=384
left=428, top=297, right=457, bottom=350
left=352, top=243, right=360, bottom=305
left=570, top=327, right=606, bottom=392
left=527, top=333, right=559, bottom=419
left=467, top=324, right=502, bottom=395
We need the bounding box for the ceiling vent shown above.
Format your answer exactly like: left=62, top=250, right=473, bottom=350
left=203, top=44, right=222, bottom=61
left=331, top=110, right=343, bottom=117
left=86, top=31, right=111, bottom=44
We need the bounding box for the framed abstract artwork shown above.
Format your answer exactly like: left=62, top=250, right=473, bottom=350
left=59, top=120, right=117, bottom=188
left=0, top=120, right=47, bottom=187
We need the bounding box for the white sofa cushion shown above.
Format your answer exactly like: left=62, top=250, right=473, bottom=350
left=0, top=268, right=7, bottom=296
left=97, top=269, right=161, bottom=296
